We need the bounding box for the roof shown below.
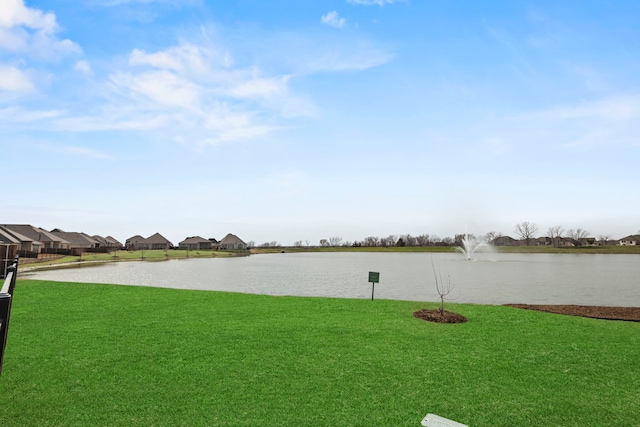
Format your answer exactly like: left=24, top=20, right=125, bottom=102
left=179, top=236, right=210, bottom=244
left=1, top=224, right=69, bottom=244
left=619, top=234, right=640, bottom=242
left=145, top=232, right=173, bottom=245
left=51, top=230, right=99, bottom=246
left=219, top=233, right=246, bottom=245
left=0, top=226, right=32, bottom=244
left=105, top=236, right=122, bottom=245
left=126, top=235, right=144, bottom=243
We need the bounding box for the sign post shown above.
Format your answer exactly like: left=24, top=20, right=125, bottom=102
left=368, top=271, right=380, bottom=301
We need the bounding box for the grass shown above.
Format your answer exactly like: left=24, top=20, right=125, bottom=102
left=2, top=280, right=639, bottom=426
left=253, top=245, right=640, bottom=255
left=20, top=249, right=246, bottom=269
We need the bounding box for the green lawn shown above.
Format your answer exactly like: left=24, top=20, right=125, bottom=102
left=1, top=280, right=639, bottom=426
left=20, top=249, right=246, bottom=269
left=253, top=245, right=640, bottom=255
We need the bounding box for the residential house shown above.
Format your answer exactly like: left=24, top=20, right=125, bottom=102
left=556, top=237, right=580, bottom=247
left=125, top=235, right=145, bottom=250
left=50, top=229, right=99, bottom=250
left=92, top=235, right=123, bottom=249
left=179, top=236, right=213, bottom=250
left=0, top=224, right=69, bottom=252
left=490, top=236, right=519, bottom=246
left=619, top=235, right=640, bottom=246
left=218, top=233, right=248, bottom=250
left=532, top=237, right=552, bottom=246
left=0, top=225, right=42, bottom=253
left=125, top=233, right=173, bottom=250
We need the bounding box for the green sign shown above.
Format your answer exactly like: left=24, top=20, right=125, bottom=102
left=368, top=271, right=380, bottom=283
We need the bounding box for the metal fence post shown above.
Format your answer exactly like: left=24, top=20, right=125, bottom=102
left=0, top=257, right=19, bottom=375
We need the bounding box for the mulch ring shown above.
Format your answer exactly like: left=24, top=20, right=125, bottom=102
left=413, top=309, right=468, bottom=324
left=504, top=304, right=640, bottom=322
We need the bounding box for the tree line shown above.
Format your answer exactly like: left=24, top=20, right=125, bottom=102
left=249, top=221, right=635, bottom=248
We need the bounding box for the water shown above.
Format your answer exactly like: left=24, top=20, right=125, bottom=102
left=23, top=252, right=640, bottom=306
left=454, top=234, right=490, bottom=260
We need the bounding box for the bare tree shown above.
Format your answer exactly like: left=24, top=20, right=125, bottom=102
left=293, top=240, right=303, bottom=247
left=362, top=236, right=380, bottom=247
left=567, top=228, right=589, bottom=240
left=328, top=236, right=343, bottom=246
left=402, top=234, right=417, bottom=247
left=415, top=234, right=430, bottom=247
left=319, top=239, right=329, bottom=247
left=305, top=240, right=310, bottom=247
left=597, top=234, right=611, bottom=246
left=432, top=259, right=454, bottom=316
left=381, top=235, right=397, bottom=247
left=484, top=231, right=502, bottom=243
left=246, top=241, right=255, bottom=248
left=546, top=225, right=565, bottom=248
left=514, top=221, right=538, bottom=245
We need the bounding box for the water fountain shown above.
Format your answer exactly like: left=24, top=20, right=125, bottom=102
left=454, top=233, right=487, bottom=260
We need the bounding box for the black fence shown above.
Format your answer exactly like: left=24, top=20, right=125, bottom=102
left=16, top=250, right=38, bottom=259
left=0, top=257, right=18, bottom=376
left=40, top=247, right=121, bottom=257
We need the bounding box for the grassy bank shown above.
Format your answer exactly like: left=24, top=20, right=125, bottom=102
left=252, top=245, right=640, bottom=255
left=1, top=280, right=639, bottom=426
left=20, top=249, right=248, bottom=270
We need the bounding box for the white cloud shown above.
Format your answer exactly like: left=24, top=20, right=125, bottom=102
left=62, top=145, right=112, bottom=160
left=0, top=64, right=34, bottom=92
left=110, top=70, right=201, bottom=110
left=510, top=95, right=640, bottom=122
left=0, top=0, right=81, bottom=58
left=97, top=0, right=198, bottom=6
left=347, top=0, right=399, bottom=5
left=74, top=60, right=92, bottom=75
left=226, top=75, right=290, bottom=99
left=505, top=95, right=640, bottom=148
left=321, top=11, right=346, bottom=29
left=39, top=41, right=297, bottom=145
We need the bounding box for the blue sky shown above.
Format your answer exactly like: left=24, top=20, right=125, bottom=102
left=2, top=0, right=639, bottom=245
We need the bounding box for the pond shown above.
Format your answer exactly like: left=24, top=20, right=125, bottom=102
left=24, top=252, right=640, bottom=306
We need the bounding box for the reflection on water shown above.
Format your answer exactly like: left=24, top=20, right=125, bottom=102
left=24, top=252, right=640, bottom=306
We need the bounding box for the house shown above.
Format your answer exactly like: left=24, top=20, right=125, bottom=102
left=0, top=226, right=42, bottom=253
left=619, top=235, right=640, bottom=246
left=0, top=224, right=69, bottom=252
left=125, top=233, right=173, bottom=250
left=1, top=240, right=18, bottom=279
left=125, top=235, right=144, bottom=250
left=178, top=236, right=213, bottom=250
left=490, top=235, right=519, bottom=246
left=92, top=235, right=123, bottom=249
left=532, top=237, right=552, bottom=246
left=50, top=229, right=99, bottom=249
left=218, top=233, right=248, bottom=250
left=556, top=237, right=580, bottom=247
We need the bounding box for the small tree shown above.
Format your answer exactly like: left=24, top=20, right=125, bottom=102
left=546, top=225, right=565, bottom=248
left=432, top=259, right=454, bottom=315
left=514, top=221, right=538, bottom=245
left=484, top=231, right=502, bottom=243
left=328, top=236, right=343, bottom=246
left=567, top=228, right=589, bottom=240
